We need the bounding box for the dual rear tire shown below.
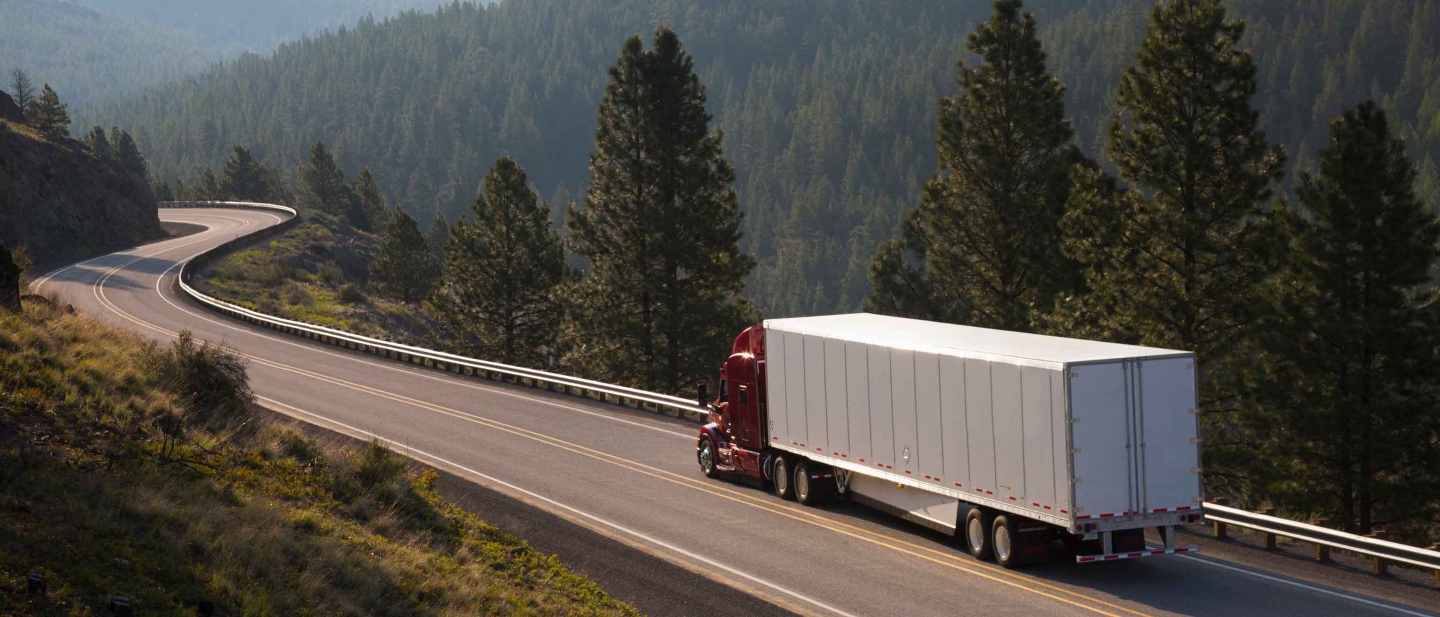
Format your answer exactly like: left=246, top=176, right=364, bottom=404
left=772, top=455, right=839, bottom=505
left=964, top=508, right=1034, bottom=569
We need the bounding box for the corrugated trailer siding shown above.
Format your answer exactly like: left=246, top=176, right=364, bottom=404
left=965, top=360, right=997, bottom=494
left=939, top=355, right=970, bottom=488
left=1021, top=366, right=1057, bottom=509
left=844, top=341, right=872, bottom=462
left=784, top=332, right=807, bottom=446
left=803, top=335, right=828, bottom=454
left=891, top=350, right=918, bottom=473
left=993, top=364, right=1025, bottom=502
left=915, top=353, right=944, bottom=481
left=867, top=346, right=895, bottom=468
left=823, top=339, right=850, bottom=456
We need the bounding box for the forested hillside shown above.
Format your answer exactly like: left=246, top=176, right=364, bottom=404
left=90, top=0, right=1440, bottom=317
left=1, top=0, right=450, bottom=105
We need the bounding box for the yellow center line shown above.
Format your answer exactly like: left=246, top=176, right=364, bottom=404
left=90, top=220, right=1153, bottom=617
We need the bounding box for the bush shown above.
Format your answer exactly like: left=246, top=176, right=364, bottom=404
left=143, top=330, right=252, bottom=426
left=338, top=283, right=367, bottom=304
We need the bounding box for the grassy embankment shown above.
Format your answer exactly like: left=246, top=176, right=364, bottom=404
left=0, top=298, right=637, bottom=616
left=196, top=212, right=436, bottom=343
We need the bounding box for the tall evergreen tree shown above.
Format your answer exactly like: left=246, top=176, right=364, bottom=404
left=297, top=141, right=353, bottom=215
left=564, top=28, right=755, bottom=393
left=867, top=0, right=1085, bottom=331
left=351, top=168, right=388, bottom=231
left=1054, top=0, right=1285, bottom=498
left=433, top=157, right=564, bottom=367
left=371, top=207, right=439, bottom=304
left=152, top=178, right=175, bottom=202
left=83, top=125, right=112, bottom=158
left=9, top=69, right=34, bottom=117
left=1246, top=102, right=1440, bottom=535
left=195, top=167, right=222, bottom=201
left=218, top=145, right=268, bottom=200
left=110, top=128, right=146, bottom=177
left=28, top=84, right=69, bottom=138
left=426, top=208, right=449, bottom=264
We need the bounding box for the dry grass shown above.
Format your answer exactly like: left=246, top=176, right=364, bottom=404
left=0, top=298, right=638, bottom=616
left=197, top=213, right=438, bottom=343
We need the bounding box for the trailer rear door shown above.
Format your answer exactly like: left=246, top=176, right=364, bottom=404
left=1138, top=357, right=1200, bottom=513
left=1069, top=362, right=1131, bottom=518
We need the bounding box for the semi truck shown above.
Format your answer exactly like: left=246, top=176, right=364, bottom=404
left=696, top=313, right=1204, bottom=567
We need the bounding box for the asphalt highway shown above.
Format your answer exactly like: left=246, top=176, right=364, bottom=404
left=32, top=208, right=1440, bottom=617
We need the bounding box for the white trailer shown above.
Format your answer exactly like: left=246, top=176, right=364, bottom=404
left=757, top=313, right=1204, bottom=566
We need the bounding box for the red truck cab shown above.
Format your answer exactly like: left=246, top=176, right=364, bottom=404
left=698, top=325, right=768, bottom=479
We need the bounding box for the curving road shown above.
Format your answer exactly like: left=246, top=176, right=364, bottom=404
left=33, top=209, right=1440, bottom=617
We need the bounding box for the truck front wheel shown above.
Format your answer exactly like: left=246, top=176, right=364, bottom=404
left=964, top=507, right=995, bottom=561
left=772, top=456, right=795, bottom=500
left=697, top=436, right=719, bottom=479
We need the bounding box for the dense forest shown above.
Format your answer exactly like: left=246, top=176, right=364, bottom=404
left=86, top=0, right=1440, bottom=319
left=1, top=0, right=450, bottom=105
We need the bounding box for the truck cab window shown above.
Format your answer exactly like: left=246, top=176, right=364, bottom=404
left=718, top=379, right=728, bottom=402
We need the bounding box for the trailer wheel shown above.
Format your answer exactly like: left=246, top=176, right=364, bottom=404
left=964, top=507, right=995, bottom=561
left=697, top=436, right=719, bottom=479
left=772, top=456, right=795, bottom=500
left=992, top=515, right=1027, bottom=569
left=793, top=459, right=816, bottom=505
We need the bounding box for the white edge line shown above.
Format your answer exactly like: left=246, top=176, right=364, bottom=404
left=1183, top=555, right=1437, bottom=617
left=256, top=395, right=860, bottom=617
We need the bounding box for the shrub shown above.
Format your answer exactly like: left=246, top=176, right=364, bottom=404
left=143, top=330, right=252, bottom=426
left=338, top=283, right=367, bottom=305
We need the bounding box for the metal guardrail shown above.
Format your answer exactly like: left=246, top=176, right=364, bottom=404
left=1206, top=500, right=1440, bottom=585
left=159, top=200, right=710, bottom=420
left=162, top=202, right=1440, bottom=586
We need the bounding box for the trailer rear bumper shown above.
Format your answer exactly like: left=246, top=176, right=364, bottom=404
left=1077, top=546, right=1200, bottom=563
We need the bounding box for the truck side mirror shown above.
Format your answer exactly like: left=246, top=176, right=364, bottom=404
left=697, top=382, right=708, bottom=407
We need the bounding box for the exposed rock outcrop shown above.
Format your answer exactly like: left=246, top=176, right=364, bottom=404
left=0, top=92, right=22, bottom=123
left=0, top=120, right=162, bottom=267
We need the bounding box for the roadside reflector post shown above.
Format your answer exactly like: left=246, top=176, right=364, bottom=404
left=1366, top=531, right=1388, bottom=575
left=1314, top=518, right=1332, bottom=562
left=1260, top=508, right=1277, bottom=549
left=1211, top=497, right=1228, bottom=539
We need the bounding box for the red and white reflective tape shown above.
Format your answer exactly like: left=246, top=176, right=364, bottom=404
left=1076, top=546, right=1199, bottom=563
left=1151, top=506, right=1193, bottom=513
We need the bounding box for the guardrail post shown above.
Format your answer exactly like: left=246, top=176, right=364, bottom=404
left=1211, top=497, right=1228, bottom=539
left=1260, top=508, right=1277, bottom=549
left=1431, top=544, right=1439, bottom=588
left=1366, top=531, right=1388, bottom=575
left=1314, top=518, right=1332, bottom=562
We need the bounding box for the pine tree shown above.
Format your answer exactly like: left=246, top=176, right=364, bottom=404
left=371, top=207, right=439, bottom=304
left=351, top=168, right=387, bottom=231
left=1055, top=0, right=1285, bottom=499
left=153, top=178, right=175, bottom=202
left=28, top=84, right=69, bottom=138
left=9, top=69, right=34, bottom=118
left=564, top=28, right=756, bottom=393
left=432, top=157, right=564, bottom=367
left=867, top=0, right=1086, bottom=332
left=1246, top=102, right=1440, bottom=535
left=195, top=167, right=222, bottom=201
left=297, top=141, right=354, bottom=216
left=83, top=126, right=112, bottom=158
left=110, top=128, right=146, bottom=177
left=426, top=208, right=449, bottom=264
left=218, top=146, right=269, bottom=201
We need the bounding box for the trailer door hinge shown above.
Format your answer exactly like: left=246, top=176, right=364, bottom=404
left=1188, top=408, right=1200, bottom=414
left=1072, top=477, right=1082, bottom=484
left=1070, top=418, right=1080, bottom=424
left=1189, top=438, right=1202, bottom=444
left=1071, top=448, right=1081, bottom=455
left=1069, top=372, right=1079, bottom=378
left=1191, top=467, right=1203, bottom=473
